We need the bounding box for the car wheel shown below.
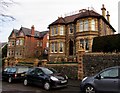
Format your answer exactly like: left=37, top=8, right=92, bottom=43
left=24, top=79, right=28, bottom=86
left=44, top=82, right=50, bottom=90
left=84, top=85, right=96, bottom=93
left=8, top=77, right=12, bottom=83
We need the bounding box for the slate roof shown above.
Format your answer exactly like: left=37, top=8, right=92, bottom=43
left=49, top=9, right=101, bottom=26
left=49, top=9, right=116, bottom=32
left=9, top=27, right=48, bottom=39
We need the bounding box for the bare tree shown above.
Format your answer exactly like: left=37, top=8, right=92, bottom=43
left=0, top=0, right=17, bottom=22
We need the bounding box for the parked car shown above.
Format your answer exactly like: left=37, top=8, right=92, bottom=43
left=23, top=67, right=68, bottom=90
left=2, top=66, right=30, bottom=83
left=80, top=66, right=120, bottom=93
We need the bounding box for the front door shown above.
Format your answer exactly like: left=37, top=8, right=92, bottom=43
left=69, top=40, right=73, bottom=55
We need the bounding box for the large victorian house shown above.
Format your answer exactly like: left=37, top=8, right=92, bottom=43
left=7, top=25, right=49, bottom=59
left=48, top=4, right=116, bottom=62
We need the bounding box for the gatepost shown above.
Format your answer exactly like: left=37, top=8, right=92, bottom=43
left=77, top=45, right=85, bottom=80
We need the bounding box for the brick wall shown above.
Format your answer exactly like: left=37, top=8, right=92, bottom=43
left=83, top=53, right=120, bottom=77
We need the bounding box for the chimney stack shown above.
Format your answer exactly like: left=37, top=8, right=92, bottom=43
left=101, top=4, right=106, bottom=18
left=31, top=25, right=35, bottom=36
left=106, top=11, right=110, bottom=23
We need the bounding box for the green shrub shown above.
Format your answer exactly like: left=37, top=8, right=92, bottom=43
left=92, top=34, right=120, bottom=52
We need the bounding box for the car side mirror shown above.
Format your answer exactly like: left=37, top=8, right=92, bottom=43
left=96, top=75, right=102, bottom=79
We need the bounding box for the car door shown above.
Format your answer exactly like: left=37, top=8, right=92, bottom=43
left=2, top=67, right=9, bottom=79
left=34, top=68, right=45, bottom=86
left=94, top=68, right=119, bottom=93
left=27, top=69, right=37, bottom=84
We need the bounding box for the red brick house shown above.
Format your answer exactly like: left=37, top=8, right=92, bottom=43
left=7, top=25, right=49, bottom=59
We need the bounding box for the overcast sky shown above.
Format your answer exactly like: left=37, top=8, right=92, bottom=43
left=0, top=0, right=119, bottom=42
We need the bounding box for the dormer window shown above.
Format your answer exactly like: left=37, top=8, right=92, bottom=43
left=12, top=33, right=15, bottom=37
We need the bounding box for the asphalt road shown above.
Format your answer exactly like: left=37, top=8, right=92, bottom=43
left=1, top=80, right=81, bottom=93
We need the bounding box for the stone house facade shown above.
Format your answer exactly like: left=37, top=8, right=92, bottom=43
left=48, top=4, right=116, bottom=62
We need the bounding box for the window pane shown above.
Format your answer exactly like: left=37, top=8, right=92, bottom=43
left=91, top=19, right=95, bottom=31
left=60, top=42, right=63, bottom=52
left=80, top=21, right=83, bottom=31
left=55, top=42, right=57, bottom=52
left=80, top=39, right=84, bottom=49
left=100, top=68, right=118, bottom=78
left=55, top=27, right=58, bottom=35
left=60, top=26, right=64, bottom=35
left=16, top=40, right=19, bottom=45
left=51, top=27, right=54, bottom=36
left=51, top=43, right=54, bottom=52
left=85, top=39, right=89, bottom=50
left=84, top=20, right=88, bottom=31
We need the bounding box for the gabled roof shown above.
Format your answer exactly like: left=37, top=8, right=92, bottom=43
left=9, top=29, right=19, bottom=38
left=9, top=27, right=49, bottom=39
left=50, top=17, right=66, bottom=26
left=20, top=27, right=31, bottom=36
left=39, top=31, right=49, bottom=39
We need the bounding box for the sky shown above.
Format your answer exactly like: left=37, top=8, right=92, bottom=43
left=0, top=0, right=119, bottom=42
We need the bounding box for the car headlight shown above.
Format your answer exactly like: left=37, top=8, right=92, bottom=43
left=82, top=77, right=88, bottom=82
left=50, top=76, right=59, bottom=81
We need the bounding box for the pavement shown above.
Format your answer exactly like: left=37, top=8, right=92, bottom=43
left=68, top=79, right=81, bottom=87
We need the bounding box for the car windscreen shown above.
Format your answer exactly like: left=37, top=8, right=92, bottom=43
left=17, top=67, right=29, bottom=73
left=41, top=68, right=56, bottom=75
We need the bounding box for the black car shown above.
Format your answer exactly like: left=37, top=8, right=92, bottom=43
left=23, top=67, right=68, bottom=90
left=2, top=66, right=29, bottom=83
left=80, top=66, right=120, bottom=93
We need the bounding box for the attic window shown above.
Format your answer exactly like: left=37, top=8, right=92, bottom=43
left=20, top=32, right=24, bottom=36
left=12, top=33, right=15, bottom=37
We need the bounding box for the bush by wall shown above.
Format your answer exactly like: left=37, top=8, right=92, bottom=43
left=92, top=34, right=120, bottom=52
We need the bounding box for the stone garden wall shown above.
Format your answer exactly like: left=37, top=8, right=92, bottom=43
left=83, top=53, right=120, bottom=77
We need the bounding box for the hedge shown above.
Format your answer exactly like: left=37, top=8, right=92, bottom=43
left=92, top=34, right=120, bottom=53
